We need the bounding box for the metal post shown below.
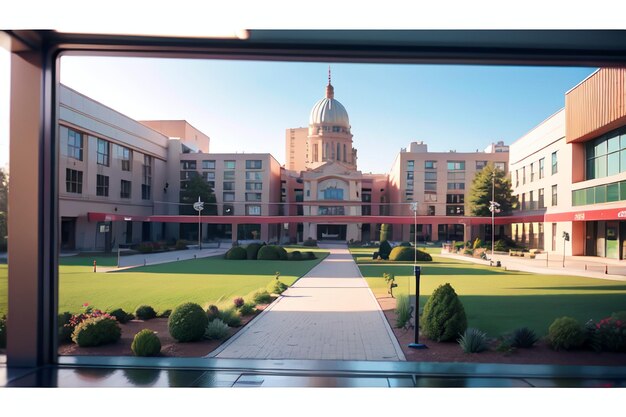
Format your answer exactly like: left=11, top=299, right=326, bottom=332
left=409, top=265, right=427, bottom=349
left=193, top=197, right=204, bottom=251
left=562, top=238, right=565, bottom=268
left=492, top=171, right=495, bottom=257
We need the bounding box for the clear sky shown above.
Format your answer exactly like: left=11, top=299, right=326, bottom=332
left=56, top=56, right=595, bottom=173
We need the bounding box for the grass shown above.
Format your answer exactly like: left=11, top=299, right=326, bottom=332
left=56, top=249, right=328, bottom=314
left=352, top=247, right=626, bottom=337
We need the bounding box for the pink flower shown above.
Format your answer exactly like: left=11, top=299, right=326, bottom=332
left=82, top=303, right=89, bottom=307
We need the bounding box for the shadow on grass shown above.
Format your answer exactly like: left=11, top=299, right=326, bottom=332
left=512, top=285, right=626, bottom=291
left=358, top=264, right=512, bottom=276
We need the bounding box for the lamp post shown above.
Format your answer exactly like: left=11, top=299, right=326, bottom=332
left=562, top=231, right=570, bottom=268
left=193, top=197, right=204, bottom=250
left=489, top=171, right=501, bottom=258
left=409, top=202, right=427, bottom=349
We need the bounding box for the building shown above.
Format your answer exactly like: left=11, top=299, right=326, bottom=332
left=511, top=68, right=626, bottom=260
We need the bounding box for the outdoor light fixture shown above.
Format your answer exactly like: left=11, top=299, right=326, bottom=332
left=193, top=197, right=204, bottom=250
left=489, top=171, right=501, bottom=258
left=562, top=231, right=570, bottom=267
left=408, top=265, right=427, bottom=350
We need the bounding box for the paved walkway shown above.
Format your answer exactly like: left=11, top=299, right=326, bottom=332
left=210, top=243, right=405, bottom=361
left=440, top=252, right=626, bottom=281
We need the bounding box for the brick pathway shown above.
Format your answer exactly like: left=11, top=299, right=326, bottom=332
left=210, top=243, right=405, bottom=361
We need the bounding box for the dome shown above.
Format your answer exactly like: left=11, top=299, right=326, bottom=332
left=308, top=82, right=350, bottom=128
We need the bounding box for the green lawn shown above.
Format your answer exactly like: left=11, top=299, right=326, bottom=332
left=57, top=249, right=328, bottom=314
left=351, top=247, right=626, bottom=337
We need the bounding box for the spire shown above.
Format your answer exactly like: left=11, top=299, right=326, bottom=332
left=325, top=65, right=334, bottom=99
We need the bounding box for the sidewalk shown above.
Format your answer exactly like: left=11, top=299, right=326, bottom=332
left=210, top=243, right=405, bottom=361
left=440, top=252, right=626, bottom=282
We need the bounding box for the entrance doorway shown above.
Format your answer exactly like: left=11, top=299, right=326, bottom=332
left=60, top=217, right=76, bottom=250
left=317, top=224, right=347, bottom=240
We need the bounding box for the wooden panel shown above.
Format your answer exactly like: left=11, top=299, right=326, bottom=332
left=566, top=68, right=626, bottom=143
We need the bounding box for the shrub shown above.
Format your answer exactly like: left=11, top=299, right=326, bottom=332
left=548, top=316, right=586, bottom=351
left=388, top=246, right=432, bottom=262
left=253, top=290, right=273, bottom=304
left=205, top=319, right=229, bottom=340
left=257, top=245, right=280, bottom=260
left=421, top=283, right=467, bottom=342
left=593, top=316, right=626, bottom=352
left=137, top=243, right=154, bottom=253
left=494, top=240, right=507, bottom=252
left=225, top=246, right=247, bottom=260
left=158, top=309, right=172, bottom=318
left=612, top=311, right=626, bottom=322
left=276, top=246, right=289, bottom=260
left=399, top=241, right=412, bottom=247
left=131, top=329, right=161, bottom=357
left=58, top=311, right=74, bottom=344
left=304, top=251, right=316, bottom=260
left=218, top=308, right=242, bottom=327
left=109, top=308, right=133, bottom=324
left=378, top=240, right=392, bottom=260
left=0, top=315, right=6, bottom=349
left=302, top=238, right=317, bottom=247
left=395, top=294, right=411, bottom=328
left=175, top=240, right=188, bottom=250
left=168, top=302, right=208, bottom=342
left=135, top=305, right=157, bottom=320
left=472, top=238, right=483, bottom=250
left=233, top=297, right=245, bottom=308
left=458, top=328, right=489, bottom=353
left=463, top=248, right=474, bottom=256
left=72, top=316, right=121, bottom=347
left=289, top=250, right=303, bottom=261
left=268, top=279, right=289, bottom=295
left=246, top=243, right=264, bottom=260
left=206, top=304, right=220, bottom=321
left=239, top=302, right=256, bottom=316
left=509, top=327, right=539, bottom=348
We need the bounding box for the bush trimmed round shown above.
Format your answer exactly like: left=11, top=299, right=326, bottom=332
left=109, top=308, right=133, bottom=324
left=389, top=246, right=432, bottom=262
left=246, top=243, right=264, bottom=260
left=72, top=316, right=122, bottom=347
left=421, top=283, right=467, bottom=342
left=548, top=316, right=586, bottom=351
left=225, top=246, right=247, bottom=260
left=378, top=240, right=392, bottom=259
left=135, top=305, right=157, bottom=320
left=304, top=251, right=316, bottom=260
left=168, top=302, right=208, bottom=342
left=276, top=246, right=288, bottom=260
left=289, top=250, right=303, bottom=261
left=257, top=245, right=280, bottom=260
left=131, top=329, right=161, bottom=356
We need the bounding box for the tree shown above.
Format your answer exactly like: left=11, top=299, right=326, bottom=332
left=467, top=164, right=516, bottom=216
left=0, top=168, right=7, bottom=252
left=179, top=173, right=217, bottom=216
left=379, top=223, right=391, bottom=242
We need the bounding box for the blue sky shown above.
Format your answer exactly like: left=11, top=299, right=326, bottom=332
left=0, top=54, right=595, bottom=173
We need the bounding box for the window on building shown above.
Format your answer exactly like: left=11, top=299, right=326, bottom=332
left=181, top=160, right=196, bottom=170
left=224, top=171, right=235, bottom=180
left=529, top=190, right=534, bottom=210
left=521, top=192, right=526, bottom=210
left=246, top=182, right=263, bottom=191
left=494, top=162, right=506, bottom=171
left=202, top=160, right=215, bottom=169
left=225, top=160, right=236, bottom=169
left=446, top=205, right=465, bottom=216
left=203, top=171, right=215, bottom=180
left=142, top=155, right=152, bottom=200
left=407, top=160, right=414, bottom=170
left=120, top=180, right=131, bottom=199
left=551, top=151, right=558, bottom=174
left=530, top=163, right=535, bottom=182
left=67, top=128, right=83, bottom=161
left=343, top=144, right=347, bottom=162
left=551, top=184, right=558, bottom=206
left=447, top=161, right=465, bottom=170
left=65, top=169, right=83, bottom=194
left=336, top=143, right=341, bottom=161
left=362, top=205, right=371, bottom=215
left=223, top=192, right=235, bottom=202
left=223, top=181, right=235, bottom=191
left=313, top=144, right=319, bottom=162
left=424, top=172, right=437, bottom=181
left=425, top=160, right=437, bottom=169
left=539, top=158, right=545, bottom=179
left=245, top=192, right=262, bottom=202
left=424, top=182, right=437, bottom=191
left=424, top=193, right=437, bottom=202
left=538, top=188, right=545, bottom=208
left=406, top=171, right=414, bottom=180
left=585, top=130, right=626, bottom=180
left=446, top=194, right=465, bottom=204
left=405, top=191, right=413, bottom=201
left=96, top=174, right=109, bottom=197
left=245, top=171, right=262, bottom=181
left=427, top=205, right=436, bottom=215
left=318, top=206, right=345, bottom=215
left=97, top=138, right=109, bottom=166
left=515, top=170, right=519, bottom=187
left=476, top=161, right=487, bottom=170
left=118, top=145, right=132, bottom=171
left=320, top=187, right=344, bottom=200
left=447, top=182, right=465, bottom=190
left=447, top=171, right=465, bottom=181
left=245, top=160, right=262, bottom=169
left=180, top=171, right=198, bottom=180
left=246, top=205, right=261, bottom=215
left=522, top=166, right=526, bottom=184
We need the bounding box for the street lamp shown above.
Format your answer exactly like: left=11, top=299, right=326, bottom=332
left=193, top=196, right=204, bottom=250
left=489, top=171, right=501, bottom=257
left=409, top=201, right=427, bottom=349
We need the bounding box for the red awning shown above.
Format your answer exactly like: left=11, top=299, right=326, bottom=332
left=545, top=206, right=626, bottom=222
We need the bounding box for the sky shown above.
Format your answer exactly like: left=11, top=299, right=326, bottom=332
left=52, top=56, right=595, bottom=173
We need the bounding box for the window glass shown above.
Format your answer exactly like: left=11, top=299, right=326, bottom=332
left=245, top=160, right=262, bottom=169
left=65, top=169, right=83, bottom=193
left=607, top=183, right=619, bottom=202
left=424, top=160, right=437, bottom=169
left=225, top=160, right=236, bottom=169
left=223, top=181, right=235, bottom=191
left=607, top=152, right=620, bottom=176
left=224, top=171, right=235, bottom=180
left=67, top=128, right=83, bottom=161
left=608, top=136, right=620, bottom=153
left=424, top=172, right=437, bottom=180
left=424, top=182, right=437, bottom=191
left=97, top=138, right=109, bottom=166
left=180, top=160, right=196, bottom=170
left=202, top=160, right=215, bottom=169
left=586, top=187, right=595, bottom=205
left=595, top=185, right=606, bottom=203
left=96, top=174, right=109, bottom=197
left=120, top=180, right=131, bottom=198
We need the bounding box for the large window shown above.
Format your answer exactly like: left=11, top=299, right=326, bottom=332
left=551, top=151, right=558, bottom=175
left=245, top=192, right=262, bottom=201
left=538, top=188, right=545, bottom=208
left=446, top=194, right=464, bottom=204
left=225, top=160, right=236, bottom=169
left=447, top=161, right=465, bottom=170
left=246, top=171, right=262, bottom=181
left=476, top=160, right=487, bottom=170
left=551, top=184, right=558, bottom=206
left=65, top=169, right=83, bottom=193
left=407, top=160, right=414, bottom=170
left=447, top=182, right=465, bottom=190
left=142, top=155, right=152, bottom=200
left=318, top=206, right=345, bottom=215
left=320, top=187, right=344, bottom=200
left=223, top=181, right=235, bottom=191
left=424, top=182, right=437, bottom=191
left=539, top=158, right=545, bottom=179
left=246, top=182, right=263, bottom=191
left=425, top=172, right=437, bottom=181
left=224, top=171, right=236, bottom=180
left=96, top=138, right=109, bottom=166
left=572, top=180, right=626, bottom=206
left=67, top=128, right=83, bottom=161
left=223, top=192, right=235, bottom=202
left=117, top=145, right=132, bottom=171
left=425, top=160, right=437, bottom=169
left=246, top=160, right=262, bottom=169
left=585, top=129, right=626, bottom=180
left=120, top=180, right=131, bottom=199
left=246, top=204, right=261, bottom=215
left=181, top=160, right=197, bottom=170
left=202, top=160, right=215, bottom=169
left=96, top=174, right=109, bottom=197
